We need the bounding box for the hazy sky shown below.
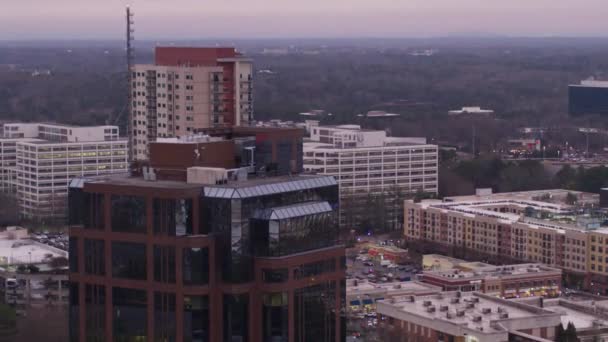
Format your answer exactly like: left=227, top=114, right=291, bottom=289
left=2, top=0, right=608, bottom=40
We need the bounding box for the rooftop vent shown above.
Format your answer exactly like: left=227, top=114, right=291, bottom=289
left=426, top=306, right=436, bottom=313
left=446, top=312, right=453, bottom=319
left=440, top=305, right=449, bottom=312
left=473, top=315, right=482, bottom=322
left=497, top=307, right=505, bottom=313
left=450, top=298, right=460, bottom=304
left=499, top=312, right=509, bottom=319
left=482, top=308, right=491, bottom=314
left=456, top=291, right=462, bottom=298
left=457, top=310, right=465, bottom=317
left=423, top=300, right=432, bottom=307
left=466, top=303, right=475, bottom=309
left=471, top=297, right=480, bottom=303
left=409, top=296, right=415, bottom=303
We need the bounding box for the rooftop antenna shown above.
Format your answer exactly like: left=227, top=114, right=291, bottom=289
left=126, top=5, right=135, bottom=167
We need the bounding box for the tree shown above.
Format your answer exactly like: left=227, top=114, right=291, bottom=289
left=565, top=192, right=578, bottom=205
left=0, top=303, right=17, bottom=341
left=556, top=322, right=580, bottom=342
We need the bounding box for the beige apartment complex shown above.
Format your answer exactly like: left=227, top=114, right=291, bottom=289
left=403, top=189, right=608, bottom=294
left=0, top=123, right=127, bottom=221
left=131, top=47, right=253, bottom=160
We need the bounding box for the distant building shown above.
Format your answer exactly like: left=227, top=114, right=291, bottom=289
left=569, top=79, right=608, bottom=116
left=448, top=106, right=494, bottom=116
left=132, top=47, right=253, bottom=160
left=519, top=297, right=608, bottom=342
left=0, top=123, right=127, bottom=221
left=346, top=279, right=440, bottom=313
left=402, top=189, right=608, bottom=295
left=420, top=258, right=562, bottom=299
left=377, top=292, right=562, bottom=342
left=303, top=124, right=438, bottom=230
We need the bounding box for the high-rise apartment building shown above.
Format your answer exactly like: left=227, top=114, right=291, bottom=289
left=0, top=123, right=127, bottom=221
left=403, top=189, right=608, bottom=295
left=132, top=47, right=253, bottom=160
left=68, top=128, right=345, bottom=342
left=303, top=124, right=438, bottom=230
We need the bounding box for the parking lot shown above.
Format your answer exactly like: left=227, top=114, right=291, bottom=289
left=346, top=249, right=420, bottom=284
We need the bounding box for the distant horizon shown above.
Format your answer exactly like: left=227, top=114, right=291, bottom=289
left=1, top=1, right=608, bottom=40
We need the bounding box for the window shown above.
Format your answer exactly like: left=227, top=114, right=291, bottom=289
left=294, top=282, right=336, bottom=342
left=184, top=296, right=209, bottom=342
left=69, top=237, right=78, bottom=272
left=155, top=292, right=176, bottom=342
left=153, top=198, right=193, bottom=236
left=111, top=195, right=147, bottom=234
left=294, top=259, right=336, bottom=280
left=85, top=284, right=106, bottom=342
left=183, top=247, right=209, bottom=285
left=262, top=269, right=288, bottom=283
left=263, top=293, right=288, bottom=342
left=84, top=239, right=105, bottom=276
left=223, top=294, right=249, bottom=342
left=113, top=288, right=147, bottom=341
left=69, top=283, right=79, bottom=342
left=112, top=242, right=147, bottom=280
left=154, top=245, right=176, bottom=283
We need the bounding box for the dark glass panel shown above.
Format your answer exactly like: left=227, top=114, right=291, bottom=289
left=69, top=282, right=79, bottom=342
left=85, top=284, right=106, bottom=342
left=262, top=292, right=288, bottom=342
left=84, top=239, right=105, bottom=276
left=223, top=294, right=249, bottom=342
left=113, top=287, right=147, bottom=342
left=262, top=269, right=288, bottom=283
left=294, top=259, right=336, bottom=280
left=111, top=195, right=146, bottom=234
left=69, top=237, right=78, bottom=272
left=183, top=247, right=209, bottom=285
left=154, top=245, right=176, bottom=284
left=294, top=282, right=337, bottom=342
left=112, top=242, right=146, bottom=280
left=184, top=295, right=209, bottom=342
left=154, top=292, right=176, bottom=342
left=153, top=198, right=192, bottom=236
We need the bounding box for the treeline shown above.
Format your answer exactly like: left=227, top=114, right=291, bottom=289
left=440, top=157, right=608, bottom=197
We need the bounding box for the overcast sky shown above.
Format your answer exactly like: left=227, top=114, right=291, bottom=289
left=2, top=0, right=608, bottom=40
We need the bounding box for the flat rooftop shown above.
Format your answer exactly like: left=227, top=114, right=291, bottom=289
left=379, top=292, right=558, bottom=335
left=0, top=239, right=65, bottom=265
left=347, top=280, right=440, bottom=297
left=424, top=263, right=562, bottom=281
left=77, top=174, right=203, bottom=190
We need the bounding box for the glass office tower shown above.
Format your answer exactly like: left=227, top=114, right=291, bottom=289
left=68, top=174, right=345, bottom=342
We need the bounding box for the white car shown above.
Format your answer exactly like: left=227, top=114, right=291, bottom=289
left=387, top=264, right=398, bottom=269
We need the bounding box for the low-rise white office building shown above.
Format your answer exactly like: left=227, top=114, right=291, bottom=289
left=0, top=123, right=127, bottom=220
left=303, top=124, right=438, bottom=229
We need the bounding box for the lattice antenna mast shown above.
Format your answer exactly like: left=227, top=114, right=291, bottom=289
left=126, top=5, right=135, bottom=166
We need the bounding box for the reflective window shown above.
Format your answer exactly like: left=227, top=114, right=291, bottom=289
left=294, top=282, right=337, bottom=342
left=84, top=239, right=105, bottom=276
left=184, top=295, right=209, bottom=342
left=223, top=294, right=249, bottom=342
left=183, top=248, right=209, bottom=285
left=69, top=237, right=78, bottom=272
left=85, top=284, right=105, bottom=342
left=111, top=195, right=147, bottom=234
left=113, top=287, right=147, bottom=341
left=154, top=245, right=176, bottom=283
left=112, top=242, right=146, bottom=280
left=262, top=269, right=288, bottom=283
left=155, top=292, right=176, bottom=342
left=153, top=198, right=193, bottom=236
left=294, top=259, right=336, bottom=280
left=263, top=292, right=288, bottom=342
left=69, top=282, right=79, bottom=342
left=83, top=193, right=105, bottom=230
